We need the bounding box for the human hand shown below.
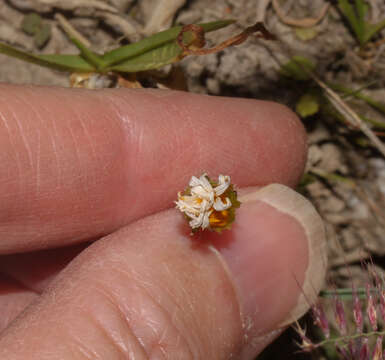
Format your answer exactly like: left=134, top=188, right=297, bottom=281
left=0, top=85, right=326, bottom=359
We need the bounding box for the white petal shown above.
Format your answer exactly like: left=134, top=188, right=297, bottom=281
left=176, top=196, right=199, bottom=214
left=189, top=175, right=202, bottom=187
left=199, top=199, right=210, bottom=211
left=191, top=186, right=214, bottom=202
left=213, top=197, right=232, bottom=211
left=214, top=175, right=230, bottom=196
left=189, top=211, right=204, bottom=229
left=199, top=174, right=213, bottom=191
left=201, top=209, right=212, bottom=229
left=189, top=173, right=210, bottom=190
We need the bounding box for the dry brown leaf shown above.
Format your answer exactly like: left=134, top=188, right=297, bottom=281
left=272, top=0, right=330, bottom=28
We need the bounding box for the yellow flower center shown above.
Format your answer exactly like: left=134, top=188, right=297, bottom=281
left=209, top=209, right=230, bottom=227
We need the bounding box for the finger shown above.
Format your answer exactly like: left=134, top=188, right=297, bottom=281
left=0, top=273, right=38, bottom=333
left=0, top=245, right=85, bottom=331
left=0, top=244, right=87, bottom=293
left=0, top=85, right=307, bottom=253
left=0, top=185, right=326, bottom=359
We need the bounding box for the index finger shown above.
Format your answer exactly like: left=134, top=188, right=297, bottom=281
left=0, top=85, right=306, bottom=253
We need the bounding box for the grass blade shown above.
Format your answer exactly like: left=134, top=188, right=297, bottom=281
left=55, top=13, right=106, bottom=70
left=66, top=34, right=106, bottom=70
left=354, top=0, right=368, bottom=23
left=102, top=19, right=235, bottom=67
left=0, top=42, right=94, bottom=72
left=110, top=41, right=182, bottom=72
left=364, top=18, right=385, bottom=44
left=320, top=288, right=377, bottom=300
left=338, top=0, right=365, bottom=45
left=331, top=83, right=385, bottom=121
left=38, top=54, right=95, bottom=72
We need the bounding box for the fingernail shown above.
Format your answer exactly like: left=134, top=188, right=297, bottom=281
left=207, top=184, right=327, bottom=350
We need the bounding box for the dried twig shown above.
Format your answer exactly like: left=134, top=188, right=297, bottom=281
left=15, top=0, right=140, bottom=43
left=55, top=13, right=91, bottom=47
left=354, top=185, right=385, bottom=226
left=256, top=0, right=272, bottom=23
left=98, top=12, right=139, bottom=41
left=9, top=0, right=117, bottom=13
left=272, top=0, right=330, bottom=28
left=143, top=0, right=186, bottom=35
left=308, top=72, right=385, bottom=157
left=260, top=38, right=384, bottom=156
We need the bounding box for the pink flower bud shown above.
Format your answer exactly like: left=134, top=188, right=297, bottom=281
left=336, top=344, right=350, bottom=360
left=359, top=338, right=369, bottom=360
left=366, top=283, right=378, bottom=331
left=312, top=302, right=330, bottom=338
left=352, top=285, right=363, bottom=333
left=334, top=296, right=347, bottom=336
left=372, top=336, right=383, bottom=360
left=371, top=268, right=385, bottom=323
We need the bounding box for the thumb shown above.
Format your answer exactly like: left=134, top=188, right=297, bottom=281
left=0, top=184, right=326, bottom=360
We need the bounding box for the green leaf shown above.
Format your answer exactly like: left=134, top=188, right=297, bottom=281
left=361, top=115, right=385, bottom=129
left=56, top=15, right=106, bottom=70
left=68, top=35, right=106, bottom=70
left=110, top=20, right=237, bottom=72
left=330, top=83, right=385, bottom=128
left=102, top=19, right=235, bottom=67
left=296, top=172, right=316, bottom=194
left=338, top=0, right=366, bottom=45
left=357, top=94, right=385, bottom=117
left=0, top=19, right=235, bottom=74
left=295, top=27, right=318, bottom=41
left=355, top=0, right=369, bottom=22
left=310, top=169, right=356, bottom=188
left=0, top=42, right=94, bottom=72
left=296, top=93, right=320, bottom=117
left=21, top=13, right=42, bottom=35
left=338, top=0, right=385, bottom=45
left=110, top=41, right=182, bottom=72
left=363, top=17, right=385, bottom=44
left=280, top=56, right=315, bottom=81
left=34, top=23, right=51, bottom=49
left=38, top=54, right=95, bottom=72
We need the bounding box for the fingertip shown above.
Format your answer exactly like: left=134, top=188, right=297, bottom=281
left=107, top=89, right=308, bottom=187
left=0, top=85, right=307, bottom=255
left=205, top=184, right=326, bottom=357
left=247, top=100, right=307, bottom=187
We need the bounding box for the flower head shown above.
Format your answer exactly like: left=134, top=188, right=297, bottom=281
left=175, top=173, right=240, bottom=233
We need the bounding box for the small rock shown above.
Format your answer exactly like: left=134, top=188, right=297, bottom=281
left=319, top=143, right=346, bottom=173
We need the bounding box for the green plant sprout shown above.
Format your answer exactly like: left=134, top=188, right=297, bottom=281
left=0, top=18, right=274, bottom=84
left=320, top=287, right=380, bottom=300
left=280, top=56, right=385, bottom=134
left=338, top=0, right=385, bottom=47
left=309, top=168, right=356, bottom=188
left=280, top=55, right=315, bottom=81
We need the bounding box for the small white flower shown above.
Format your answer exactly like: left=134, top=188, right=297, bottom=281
left=175, top=173, right=235, bottom=231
